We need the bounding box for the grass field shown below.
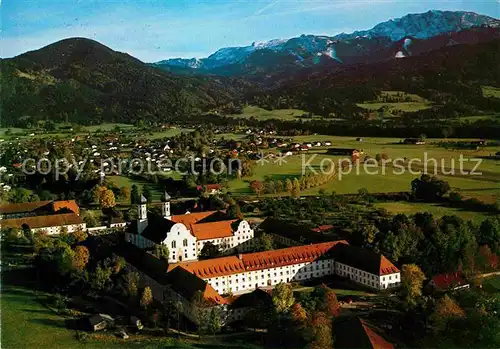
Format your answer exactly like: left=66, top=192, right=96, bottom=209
left=227, top=135, right=500, bottom=197
left=229, top=106, right=322, bottom=121
left=84, top=123, right=136, bottom=132
left=141, top=127, right=194, bottom=140
left=0, top=127, right=26, bottom=137
left=1, top=286, right=109, bottom=349
left=357, top=102, right=433, bottom=113
left=482, top=85, right=500, bottom=98
left=482, top=275, right=500, bottom=293
left=374, top=202, right=491, bottom=222
left=357, top=91, right=433, bottom=113
left=108, top=175, right=182, bottom=201
left=1, top=286, right=263, bottom=349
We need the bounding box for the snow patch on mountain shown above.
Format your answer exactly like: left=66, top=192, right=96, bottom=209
left=156, top=10, right=500, bottom=69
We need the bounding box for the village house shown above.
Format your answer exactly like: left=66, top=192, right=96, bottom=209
left=327, top=148, right=364, bottom=161
left=125, top=193, right=255, bottom=263
left=429, top=272, right=470, bottom=291
left=196, top=184, right=222, bottom=195
left=403, top=138, right=426, bottom=145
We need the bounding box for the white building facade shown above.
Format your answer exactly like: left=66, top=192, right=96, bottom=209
left=125, top=195, right=254, bottom=264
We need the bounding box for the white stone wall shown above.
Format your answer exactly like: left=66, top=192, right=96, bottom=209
left=335, top=261, right=400, bottom=290
left=163, top=223, right=198, bottom=263
left=379, top=272, right=400, bottom=289
left=32, top=223, right=86, bottom=235
left=205, top=258, right=336, bottom=295
left=197, top=221, right=255, bottom=255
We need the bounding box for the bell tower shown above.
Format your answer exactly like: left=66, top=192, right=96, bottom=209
left=162, top=191, right=171, bottom=219
left=137, top=194, right=148, bottom=234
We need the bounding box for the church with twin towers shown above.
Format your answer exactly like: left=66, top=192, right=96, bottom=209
left=126, top=192, right=255, bottom=263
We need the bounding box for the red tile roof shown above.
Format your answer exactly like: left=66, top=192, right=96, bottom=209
left=334, top=244, right=399, bottom=276
left=52, top=200, right=80, bottom=215
left=168, top=241, right=349, bottom=279
left=0, top=201, right=52, bottom=215
left=1, top=213, right=84, bottom=230
left=379, top=255, right=400, bottom=276
left=311, top=225, right=334, bottom=233
left=170, top=211, right=217, bottom=227
left=335, top=317, right=394, bottom=349
left=360, top=319, right=394, bottom=349
left=431, top=272, right=468, bottom=290
left=196, top=184, right=222, bottom=191
left=190, top=220, right=237, bottom=240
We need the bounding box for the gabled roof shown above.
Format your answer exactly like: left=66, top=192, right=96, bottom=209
left=230, top=288, right=273, bottom=309
left=259, top=217, right=335, bottom=244
left=196, top=184, right=222, bottom=191
left=333, top=244, right=399, bottom=276
left=116, top=242, right=169, bottom=284
left=190, top=220, right=238, bottom=240
left=170, top=211, right=218, bottom=227
left=52, top=200, right=80, bottom=215
left=168, top=241, right=349, bottom=279
left=0, top=200, right=52, bottom=215
left=335, top=317, right=394, bottom=349
left=138, top=216, right=177, bottom=243
left=431, top=272, right=468, bottom=290
left=1, top=213, right=84, bottom=230
left=311, top=224, right=334, bottom=233
left=167, top=266, right=228, bottom=305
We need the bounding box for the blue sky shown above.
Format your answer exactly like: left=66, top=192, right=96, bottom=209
left=1, top=0, right=498, bottom=62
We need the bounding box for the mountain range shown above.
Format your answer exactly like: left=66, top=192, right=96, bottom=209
left=1, top=10, right=499, bottom=127
left=154, top=10, right=500, bottom=74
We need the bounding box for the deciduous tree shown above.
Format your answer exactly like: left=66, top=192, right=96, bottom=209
left=140, top=286, right=153, bottom=310
left=124, top=271, right=139, bottom=298
left=250, top=180, right=264, bottom=196
left=292, top=178, right=301, bottom=197
left=99, top=189, right=116, bottom=209
left=272, top=282, right=295, bottom=314
left=430, top=295, right=466, bottom=332
left=72, top=245, right=90, bottom=271
left=401, top=264, right=426, bottom=307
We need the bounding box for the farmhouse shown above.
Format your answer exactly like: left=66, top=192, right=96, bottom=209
left=125, top=193, right=255, bottom=263
left=327, top=148, right=364, bottom=161
left=196, top=184, right=222, bottom=195
left=429, top=272, right=470, bottom=291
left=403, top=138, right=426, bottom=145
left=259, top=217, right=338, bottom=246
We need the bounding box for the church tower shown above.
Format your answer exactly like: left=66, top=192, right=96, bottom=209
left=162, top=191, right=171, bottom=219
left=137, top=194, right=148, bottom=234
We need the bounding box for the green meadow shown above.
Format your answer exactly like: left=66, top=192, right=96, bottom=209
left=229, top=106, right=323, bottom=121
left=226, top=135, right=500, bottom=199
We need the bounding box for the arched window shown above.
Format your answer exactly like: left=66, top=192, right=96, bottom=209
left=171, top=240, right=176, bottom=249
left=183, top=239, right=188, bottom=247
